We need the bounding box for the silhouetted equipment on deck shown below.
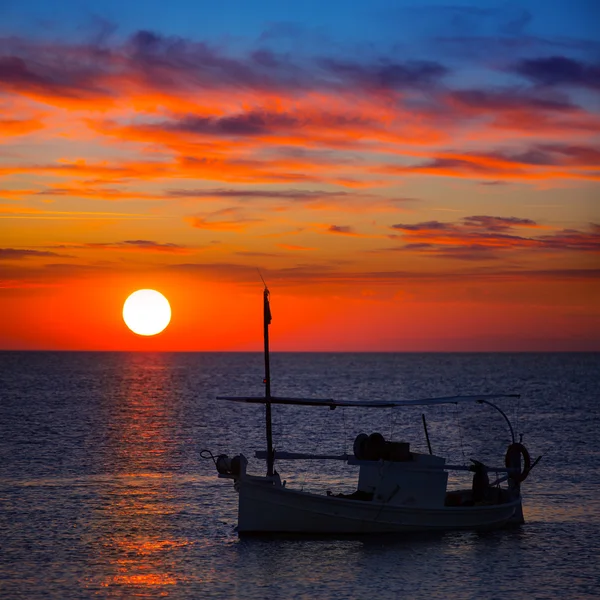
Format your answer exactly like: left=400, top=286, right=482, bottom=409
left=353, top=432, right=412, bottom=462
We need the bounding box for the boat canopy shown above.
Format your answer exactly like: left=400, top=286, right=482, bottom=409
left=216, top=393, right=519, bottom=408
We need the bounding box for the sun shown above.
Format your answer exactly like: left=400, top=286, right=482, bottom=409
left=123, top=289, right=171, bottom=336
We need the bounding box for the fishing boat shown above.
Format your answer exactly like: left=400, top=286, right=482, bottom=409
left=208, top=287, right=539, bottom=536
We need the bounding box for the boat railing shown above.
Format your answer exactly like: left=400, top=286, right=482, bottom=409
left=254, top=450, right=518, bottom=474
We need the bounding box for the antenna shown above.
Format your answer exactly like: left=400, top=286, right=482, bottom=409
left=257, top=268, right=267, bottom=289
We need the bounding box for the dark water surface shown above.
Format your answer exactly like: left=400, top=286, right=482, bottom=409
left=1, top=352, right=598, bottom=599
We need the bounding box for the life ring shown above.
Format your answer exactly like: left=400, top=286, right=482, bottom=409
left=505, top=443, right=531, bottom=482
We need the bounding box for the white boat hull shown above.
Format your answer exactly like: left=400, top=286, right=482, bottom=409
left=237, top=478, right=521, bottom=535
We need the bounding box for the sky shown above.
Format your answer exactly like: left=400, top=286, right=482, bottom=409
left=0, top=0, right=598, bottom=351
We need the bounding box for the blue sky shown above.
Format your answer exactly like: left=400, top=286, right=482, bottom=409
left=2, top=1, right=598, bottom=45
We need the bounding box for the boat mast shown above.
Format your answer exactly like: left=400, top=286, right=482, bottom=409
left=263, top=285, right=275, bottom=476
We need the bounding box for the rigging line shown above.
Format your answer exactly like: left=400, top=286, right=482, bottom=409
left=455, top=403, right=467, bottom=466
left=313, top=409, right=329, bottom=490
left=301, top=403, right=326, bottom=493
left=341, top=406, right=348, bottom=479
left=261, top=403, right=267, bottom=463
left=342, top=406, right=347, bottom=456
left=272, top=399, right=281, bottom=458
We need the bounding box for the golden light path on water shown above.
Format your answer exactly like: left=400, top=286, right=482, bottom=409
left=89, top=353, right=194, bottom=591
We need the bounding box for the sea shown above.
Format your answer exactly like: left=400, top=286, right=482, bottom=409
left=1, top=351, right=598, bottom=599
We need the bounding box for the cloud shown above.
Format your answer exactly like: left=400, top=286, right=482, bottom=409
left=0, top=117, right=44, bottom=136
left=168, top=262, right=267, bottom=282
left=46, top=240, right=190, bottom=254
left=316, top=58, right=447, bottom=90
left=167, top=187, right=358, bottom=202
left=327, top=225, right=358, bottom=235
left=0, top=248, right=71, bottom=259
left=121, top=32, right=449, bottom=93
left=112, top=240, right=189, bottom=253
left=0, top=204, right=157, bottom=220
left=168, top=261, right=600, bottom=285
left=448, top=88, right=576, bottom=113
left=0, top=28, right=598, bottom=200
left=185, top=208, right=262, bottom=231
left=277, top=243, right=314, bottom=251
left=385, top=218, right=599, bottom=260
left=0, top=30, right=448, bottom=110
left=0, top=53, right=113, bottom=105
left=0, top=159, right=172, bottom=183
left=391, top=220, right=451, bottom=232
left=166, top=187, right=417, bottom=213
left=163, top=111, right=303, bottom=137
left=0, top=202, right=42, bottom=214
left=377, top=143, right=600, bottom=182
left=0, top=189, right=39, bottom=200
left=235, top=251, right=281, bottom=257
left=2, top=253, right=598, bottom=289
left=122, top=240, right=180, bottom=251
left=537, top=225, right=600, bottom=252
left=93, top=107, right=415, bottom=167
left=513, top=56, right=600, bottom=90
left=462, top=216, right=541, bottom=231
left=440, top=88, right=599, bottom=137
left=36, top=185, right=165, bottom=201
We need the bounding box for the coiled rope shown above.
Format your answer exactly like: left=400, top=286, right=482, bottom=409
left=199, top=449, right=218, bottom=467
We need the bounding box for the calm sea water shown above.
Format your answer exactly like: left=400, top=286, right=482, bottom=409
left=0, top=352, right=598, bottom=599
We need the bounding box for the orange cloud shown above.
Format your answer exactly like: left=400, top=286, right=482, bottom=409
left=277, top=243, right=315, bottom=251
left=0, top=189, right=39, bottom=200
left=47, top=240, right=192, bottom=254
left=0, top=202, right=42, bottom=213
left=36, top=185, right=165, bottom=201
left=0, top=117, right=44, bottom=137
left=185, top=208, right=262, bottom=231
left=0, top=159, right=171, bottom=182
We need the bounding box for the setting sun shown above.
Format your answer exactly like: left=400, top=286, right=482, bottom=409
left=123, top=289, right=171, bottom=336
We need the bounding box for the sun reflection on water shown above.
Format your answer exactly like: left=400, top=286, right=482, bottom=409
left=84, top=353, right=197, bottom=593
